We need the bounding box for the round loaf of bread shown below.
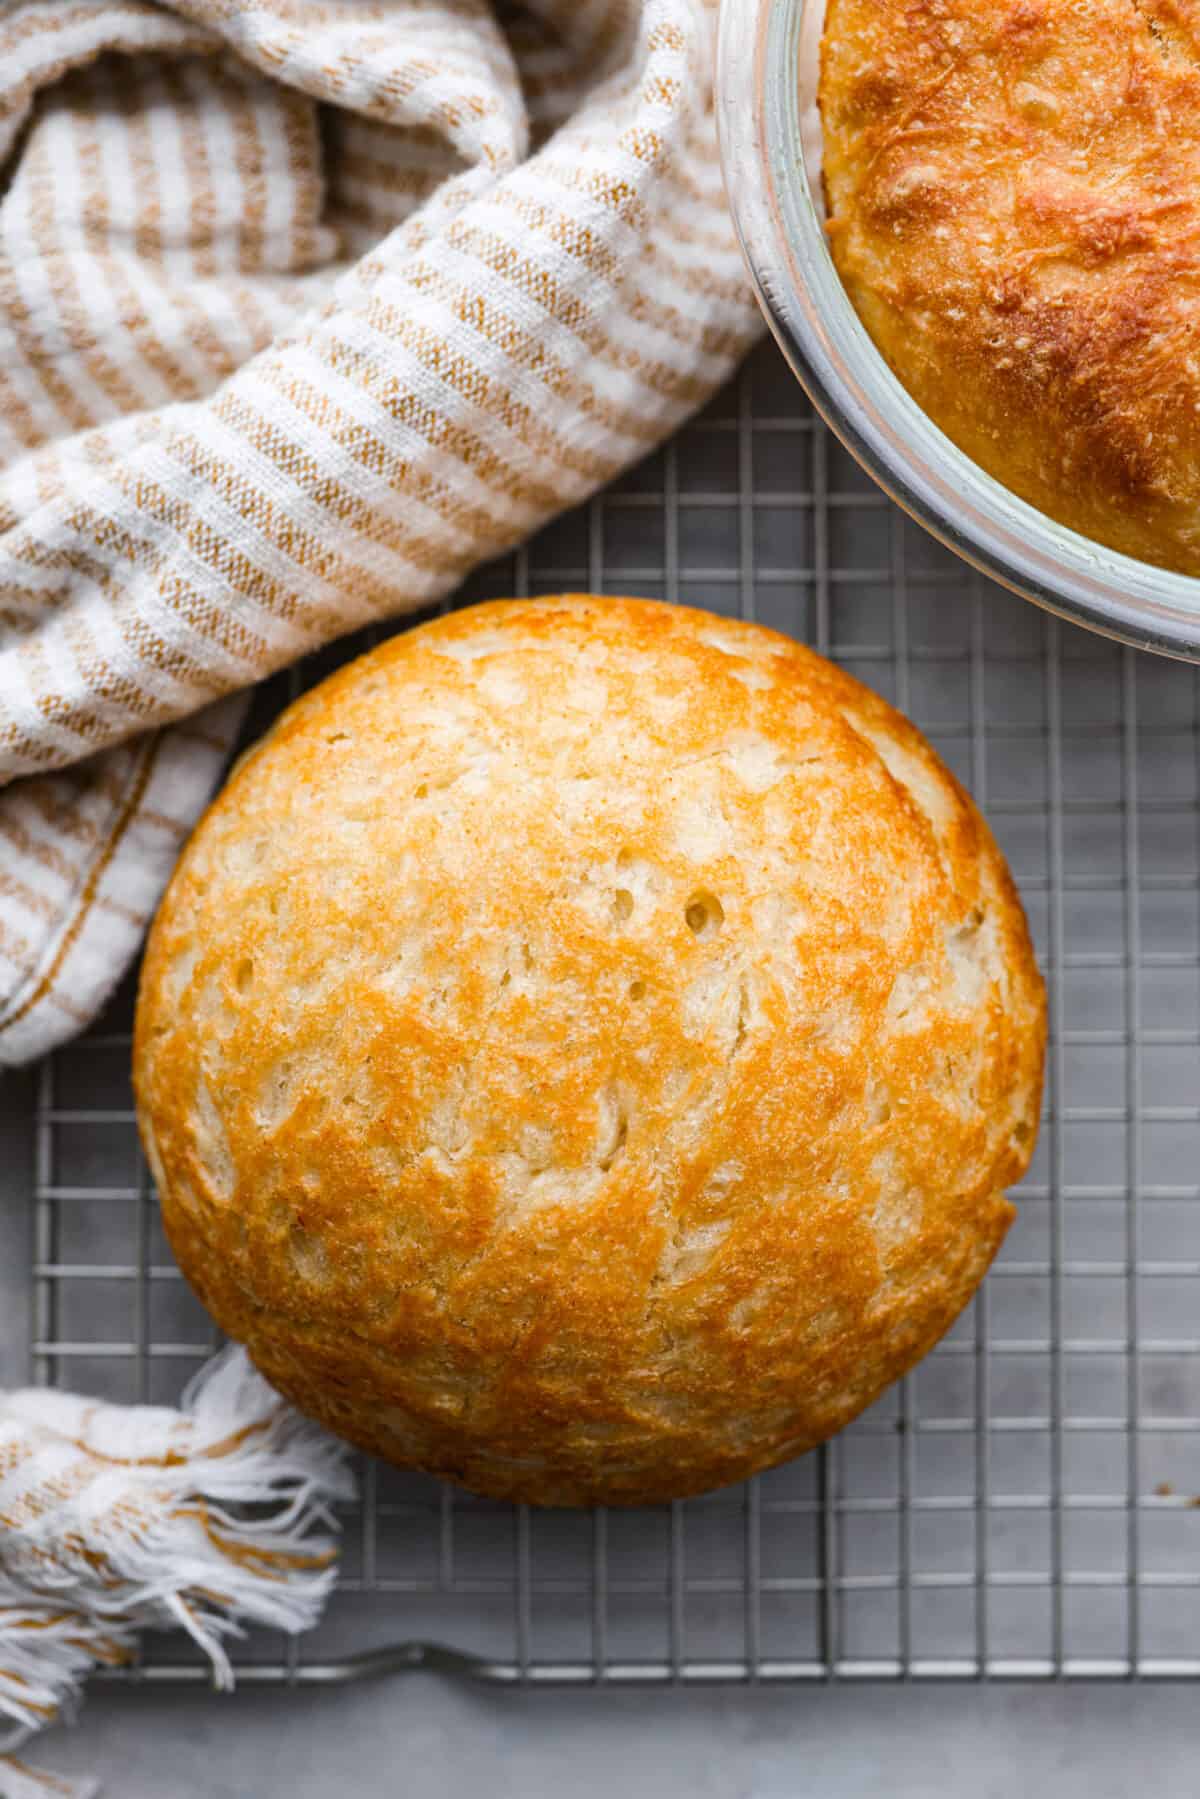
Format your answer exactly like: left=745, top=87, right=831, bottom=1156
left=820, top=0, right=1200, bottom=574
left=134, top=597, right=1045, bottom=1506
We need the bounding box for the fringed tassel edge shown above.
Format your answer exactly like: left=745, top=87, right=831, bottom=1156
left=0, top=1349, right=356, bottom=1791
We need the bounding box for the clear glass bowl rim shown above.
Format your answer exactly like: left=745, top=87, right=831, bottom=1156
left=714, top=0, right=1200, bottom=662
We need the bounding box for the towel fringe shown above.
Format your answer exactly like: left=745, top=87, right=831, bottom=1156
left=0, top=1349, right=354, bottom=1790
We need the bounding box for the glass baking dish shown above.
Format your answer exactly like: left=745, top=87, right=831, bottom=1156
left=714, top=0, right=1200, bottom=661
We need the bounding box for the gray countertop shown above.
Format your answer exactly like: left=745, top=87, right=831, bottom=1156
left=36, top=1678, right=1200, bottom=1797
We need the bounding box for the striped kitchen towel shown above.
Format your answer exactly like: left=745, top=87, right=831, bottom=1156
left=0, top=0, right=761, bottom=1066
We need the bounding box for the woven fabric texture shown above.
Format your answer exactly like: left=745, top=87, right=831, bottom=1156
left=0, top=0, right=760, bottom=1064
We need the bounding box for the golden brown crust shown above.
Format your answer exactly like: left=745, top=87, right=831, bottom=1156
left=134, top=596, right=1045, bottom=1506
left=820, top=0, right=1200, bottom=572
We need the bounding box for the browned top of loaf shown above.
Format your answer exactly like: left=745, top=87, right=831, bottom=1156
left=134, top=596, right=1045, bottom=1505
left=820, top=0, right=1200, bottom=573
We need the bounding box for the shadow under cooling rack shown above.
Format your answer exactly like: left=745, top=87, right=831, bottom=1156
left=15, top=336, right=1200, bottom=1684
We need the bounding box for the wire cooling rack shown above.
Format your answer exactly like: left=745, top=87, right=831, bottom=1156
left=8, top=336, right=1200, bottom=1684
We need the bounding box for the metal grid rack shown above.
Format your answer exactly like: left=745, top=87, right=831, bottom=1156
left=10, top=336, right=1200, bottom=1683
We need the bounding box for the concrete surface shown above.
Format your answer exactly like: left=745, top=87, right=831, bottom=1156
left=33, top=1678, right=1200, bottom=1797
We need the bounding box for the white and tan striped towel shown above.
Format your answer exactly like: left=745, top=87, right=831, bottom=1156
left=0, top=1348, right=355, bottom=1799
left=0, top=0, right=760, bottom=1066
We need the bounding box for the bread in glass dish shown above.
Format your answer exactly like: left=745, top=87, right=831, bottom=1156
left=820, top=0, right=1200, bottom=574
